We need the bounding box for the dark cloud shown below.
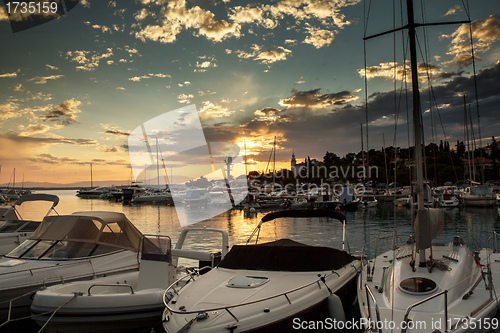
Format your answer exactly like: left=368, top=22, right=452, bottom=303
left=41, top=99, right=81, bottom=125
left=105, top=129, right=130, bottom=136
left=279, top=89, right=357, bottom=108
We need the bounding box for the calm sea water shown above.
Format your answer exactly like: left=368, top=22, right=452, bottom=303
left=5, top=189, right=500, bottom=332
left=13, top=189, right=500, bottom=256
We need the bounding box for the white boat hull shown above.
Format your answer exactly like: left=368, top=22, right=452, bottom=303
left=163, top=262, right=361, bottom=333
left=31, top=272, right=165, bottom=333
left=0, top=250, right=138, bottom=319
left=358, top=241, right=500, bottom=332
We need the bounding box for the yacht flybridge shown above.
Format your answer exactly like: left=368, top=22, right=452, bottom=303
left=162, top=209, right=362, bottom=333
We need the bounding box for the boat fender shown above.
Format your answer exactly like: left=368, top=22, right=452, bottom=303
left=327, top=293, right=346, bottom=324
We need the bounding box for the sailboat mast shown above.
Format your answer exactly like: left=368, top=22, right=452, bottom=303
left=406, top=0, right=424, bottom=212
left=272, top=136, right=276, bottom=189
left=361, top=123, right=365, bottom=183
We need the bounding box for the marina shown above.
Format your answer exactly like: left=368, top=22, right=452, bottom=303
left=0, top=189, right=499, bottom=332
left=2, top=0, right=500, bottom=332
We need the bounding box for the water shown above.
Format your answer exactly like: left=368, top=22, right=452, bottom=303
left=12, top=189, right=500, bottom=256
left=4, top=189, right=500, bottom=332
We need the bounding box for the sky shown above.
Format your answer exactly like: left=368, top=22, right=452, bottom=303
left=0, top=0, right=499, bottom=186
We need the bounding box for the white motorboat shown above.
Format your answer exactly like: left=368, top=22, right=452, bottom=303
left=439, top=190, right=460, bottom=208
left=359, top=195, right=378, bottom=208
left=162, top=209, right=362, bottom=333
left=0, top=211, right=143, bottom=321
left=358, top=1, right=500, bottom=331
left=31, top=228, right=229, bottom=333
left=76, top=186, right=118, bottom=199
left=132, top=190, right=173, bottom=205
left=461, top=185, right=496, bottom=207
left=0, top=194, right=59, bottom=255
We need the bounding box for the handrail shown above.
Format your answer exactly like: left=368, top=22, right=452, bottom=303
left=163, top=269, right=346, bottom=320
left=486, top=231, right=498, bottom=252
left=401, top=290, right=448, bottom=333
left=88, top=283, right=134, bottom=296
left=364, top=284, right=382, bottom=333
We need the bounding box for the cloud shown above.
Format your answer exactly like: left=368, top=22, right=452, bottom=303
left=128, top=73, right=171, bottom=81
left=28, top=75, right=64, bottom=84
left=101, top=124, right=130, bottom=136
left=0, top=69, right=20, bottom=78
left=444, top=5, right=461, bottom=16
left=236, top=44, right=292, bottom=64
left=359, top=61, right=443, bottom=82
left=444, top=14, right=500, bottom=66
left=302, top=25, right=336, bottom=48
left=254, top=107, right=282, bottom=122
left=278, top=89, right=358, bottom=109
left=134, top=0, right=241, bottom=43
left=20, top=124, right=52, bottom=135
left=255, top=46, right=292, bottom=64
left=97, top=145, right=120, bottom=153
left=45, top=64, right=59, bottom=70
left=0, top=102, right=21, bottom=122
left=194, top=55, right=217, bottom=72
left=177, top=93, right=194, bottom=104
left=41, top=99, right=82, bottom=125
left=65, top=48, right=113, bottom=71
left=199, top=101, right=235, bottom=119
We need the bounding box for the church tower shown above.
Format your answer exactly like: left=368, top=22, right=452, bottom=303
left=291, top=151, right=297, bottom=176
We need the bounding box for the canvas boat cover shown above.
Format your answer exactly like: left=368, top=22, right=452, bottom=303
left=0, top=207, right=19, bottom=220
left=219, top=239, right=355, bottom=272
left=29, top=211, right=143, bottom=252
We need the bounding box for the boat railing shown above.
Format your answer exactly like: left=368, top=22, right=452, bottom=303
left=87, top=283, right=134, bottom=295
left=400, top=290, right=448, bottom=333
left=0, top=259, right=138, bottom=282
left=163, top=269, right=346, bottom=322
left=360, top=231, right=403, bottom=282
left=364, top=284, right=382, bottom=333
left=487, top=231, right=499, bottom=253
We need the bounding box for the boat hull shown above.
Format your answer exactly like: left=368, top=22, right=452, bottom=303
left=0, top=250, right=139, bottom=320
left=358, top=242, right=500, bottom=332
left=31, top=271, right=164, bottom=333
left=163, top=261, right=361, bottom=333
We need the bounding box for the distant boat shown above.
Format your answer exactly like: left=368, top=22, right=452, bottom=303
left=132, top=190, right=173, bottom=205
left=461, top=185, right=496, bottom=207
left=76, top=186, right=118, bottom=199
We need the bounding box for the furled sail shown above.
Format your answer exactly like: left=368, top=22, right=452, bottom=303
left=413, top=208, right=444, bottom=250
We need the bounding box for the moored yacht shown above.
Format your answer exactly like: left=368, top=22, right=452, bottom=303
left=31, top=228, right=229, bottom=333
left=162, top=210, right=362, bottom=333
left=0, top=194, right=59, bottom=255
left=0, top=211, right=143, bottom=321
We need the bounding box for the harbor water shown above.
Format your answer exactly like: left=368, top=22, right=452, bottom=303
left=5, top=189, right=500, bottom=332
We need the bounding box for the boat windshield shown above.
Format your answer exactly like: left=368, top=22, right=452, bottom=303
left=6, top=239, right=120, bottom=259
left=0, top=220, right=39, bottom=232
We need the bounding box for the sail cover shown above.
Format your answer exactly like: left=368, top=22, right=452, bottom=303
left=413, top=208, right=444, bottom=250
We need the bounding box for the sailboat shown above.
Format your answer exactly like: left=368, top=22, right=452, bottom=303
left=358, top=1, right=500, bottom=332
